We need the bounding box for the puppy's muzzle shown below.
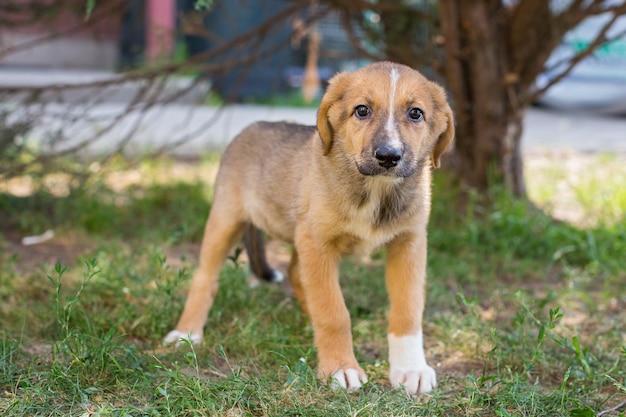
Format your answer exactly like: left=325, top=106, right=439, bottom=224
left=374, top=146, right=403, bottom=169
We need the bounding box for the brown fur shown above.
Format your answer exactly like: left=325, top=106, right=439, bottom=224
left=166, top=61, right=455, bottom=391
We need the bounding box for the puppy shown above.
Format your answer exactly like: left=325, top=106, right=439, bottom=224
left=164, top=61, right=455, bottom=394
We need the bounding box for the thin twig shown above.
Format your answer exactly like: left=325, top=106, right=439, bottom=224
left=597, top=399, right=626, bottom=416
left=532, top=9, right=626, bottom=101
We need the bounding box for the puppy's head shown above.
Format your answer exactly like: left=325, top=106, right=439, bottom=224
left=317, top=62, right=454, bottom=177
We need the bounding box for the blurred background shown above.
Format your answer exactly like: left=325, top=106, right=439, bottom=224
left=1, top=0, right=625, bottom=196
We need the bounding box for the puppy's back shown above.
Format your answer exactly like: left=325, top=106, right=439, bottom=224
left=215, top=121, right=317, bottom=241
left=220, top=121, right=314, bottom=182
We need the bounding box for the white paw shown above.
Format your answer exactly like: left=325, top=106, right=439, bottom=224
left=390, top=365, right=437, bottom=394
left=248, top=269, right=285, bottom=288
left=388, top=332, right=436, bottom=394
left=248, top=274, right=262, bottom=288
left=163, top=330, right=203, bottom=346
left=271, top=269, right=285, bottom=283
left=330, top=368, right=368, bottom=392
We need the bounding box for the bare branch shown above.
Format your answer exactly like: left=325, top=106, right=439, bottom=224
left=337, top=11, right=386, bottom=63
left=531, top=12, right=626, bottom=101
left=316, top=0, right=433, bottom=18
left=0, top=0, right=324, bottom=179
left=597, top=399, right=626, bottom=417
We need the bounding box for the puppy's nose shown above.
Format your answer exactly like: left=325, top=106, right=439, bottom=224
left=374, top=146, right=402, bottom=168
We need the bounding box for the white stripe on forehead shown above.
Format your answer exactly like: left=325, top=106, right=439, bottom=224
left=385, top=67, right=402, bottom=148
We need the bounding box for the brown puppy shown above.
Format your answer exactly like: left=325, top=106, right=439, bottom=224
left=164, top=61, right=455, bottom=394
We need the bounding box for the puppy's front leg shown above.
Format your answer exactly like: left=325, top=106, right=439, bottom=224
left=386, top=232, right=437, bottom=395
left=164, top=207, right=245, bottom=346
left=296, top=227, right=368, bottom=391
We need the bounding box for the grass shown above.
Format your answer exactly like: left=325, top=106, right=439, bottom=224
left=205, top=90, right=321, bottom=108
left=243, top=90, right=321, bottom=108
left=1, top=152, right=625, bottom=416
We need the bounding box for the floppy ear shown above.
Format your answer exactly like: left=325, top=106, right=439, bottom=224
left=317, top=71, right=348, bottom=155
left=431, top=102, right=455, bottom=169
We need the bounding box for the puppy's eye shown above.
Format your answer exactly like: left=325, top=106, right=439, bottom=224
left=407, top=107, right=424, bottom=122
left=354, top=105, right=371, bottom=119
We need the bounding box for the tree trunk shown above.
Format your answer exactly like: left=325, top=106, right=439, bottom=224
left=439, top=0, right=527, bottom=197
left=333, top=0, right=626, bottom=198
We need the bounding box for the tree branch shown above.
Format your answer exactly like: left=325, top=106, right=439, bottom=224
left=337, top=10, right=386, bottom=63
left=1, top=0, right=321, bottom=178
left=317, top=0, right=432, bottom=18
left=531, top=13, right=626, bottom=101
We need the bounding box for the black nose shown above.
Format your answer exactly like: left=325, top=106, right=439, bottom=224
left=374, top=146, right=402, bottom=168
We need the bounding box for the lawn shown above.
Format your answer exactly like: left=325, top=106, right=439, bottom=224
left=0, top=151, right=625, bottom=416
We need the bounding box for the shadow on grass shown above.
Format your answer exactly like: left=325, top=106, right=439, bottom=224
left=0, top=181, right=211, bottom=243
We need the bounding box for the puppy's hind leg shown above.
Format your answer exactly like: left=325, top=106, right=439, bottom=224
left=243, top=224, right=284, bottom=286
left=286, top=249, right=308, bottom=316
left=244, top=229, right=307, bottom=315
left=164, top=201, right=245, bottom=346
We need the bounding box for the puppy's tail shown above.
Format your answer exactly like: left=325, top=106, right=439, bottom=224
left=243, top=223, right=284, bottom=283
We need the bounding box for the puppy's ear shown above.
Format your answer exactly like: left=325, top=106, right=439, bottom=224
left=430, top=84, right=455, bottom=169
left=317, top=71, right=349, bottom=155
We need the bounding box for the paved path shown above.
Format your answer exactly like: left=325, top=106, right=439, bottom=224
left=523, top=107, right=626, bottom=153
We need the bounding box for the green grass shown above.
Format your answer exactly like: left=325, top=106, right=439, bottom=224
left=243, top=90, right=321, bottom=108
left=1, top=154, right=625, bottom=416
left=201, top=88, right=321, bottom=108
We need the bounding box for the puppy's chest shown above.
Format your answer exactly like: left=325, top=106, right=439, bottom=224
left=335, top=185, right=417, bottom=255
